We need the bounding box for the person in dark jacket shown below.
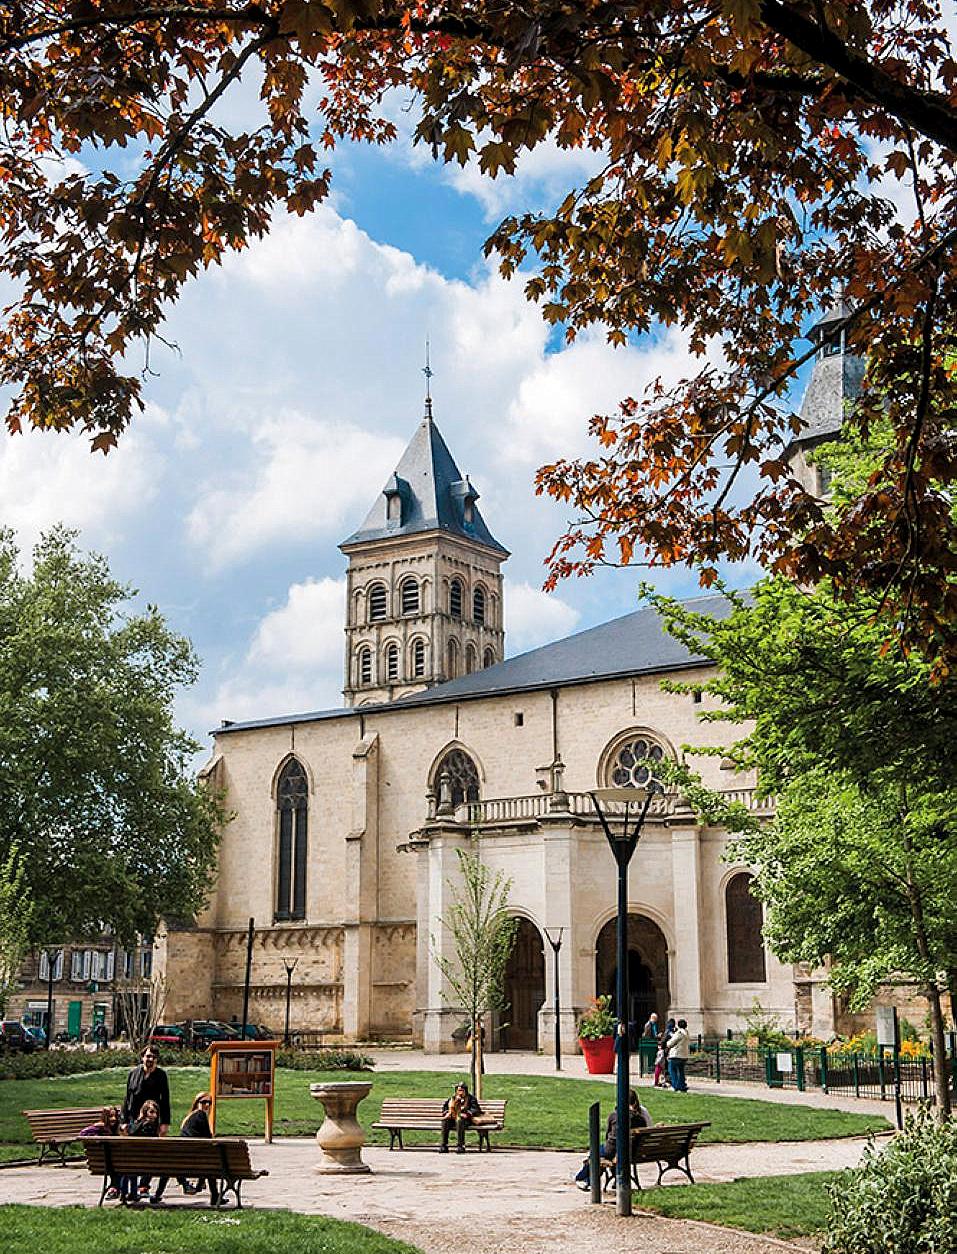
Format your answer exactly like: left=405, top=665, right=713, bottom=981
left=439, top=1081, right=482, bottom=1153
left=574, top=1090, right=651, bottom=1189
left=122, top=1046, right=171, bottom=1133
left=120, top=1098, right=160, bottom=1204
left=150, top=1092, right=220, bottom=1206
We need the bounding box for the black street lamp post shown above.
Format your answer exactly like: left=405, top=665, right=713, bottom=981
left=44, top=949, right=61, bottom=1050
left=282, top=957, right=299, bottom=1047
left=590, top=786, right=654, bottom=1218
left=544, top=928, right=564, bottom=1071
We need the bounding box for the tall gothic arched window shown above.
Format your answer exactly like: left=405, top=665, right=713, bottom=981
left=447, top=637, right=459, bottom=678
left=276, top=759, right=308, bottom=921
left=433, top=747, right=480, bottom=807
left=473, top=585, right=486, bottom=624
left=726, top=872, right=766, bottom=983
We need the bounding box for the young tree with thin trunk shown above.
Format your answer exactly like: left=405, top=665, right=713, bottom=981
left=431, top=849, right=517, bottom=1098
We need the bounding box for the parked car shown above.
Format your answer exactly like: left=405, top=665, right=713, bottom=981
left=0, top=1021, right=36, bottom=1053
left=183, top=1020, right=238, bottom=1047
left=237, top=1023, right=277, bottom=1041
left=148, top=1024, right=187, bottom=1049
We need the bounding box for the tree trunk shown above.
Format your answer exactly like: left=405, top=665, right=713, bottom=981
left=902, top=829, right=952, bottom=1117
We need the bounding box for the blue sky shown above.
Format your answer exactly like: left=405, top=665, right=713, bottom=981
left=2, top=86, right=818, bottom=756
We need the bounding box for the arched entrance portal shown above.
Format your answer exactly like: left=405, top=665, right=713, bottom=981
left=502, top=918, right=545, bottom=1050
left=595, top=914, right=669, bottom=1031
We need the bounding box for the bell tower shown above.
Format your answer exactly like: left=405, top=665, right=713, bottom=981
left=339, top=386, right=509, bottom=707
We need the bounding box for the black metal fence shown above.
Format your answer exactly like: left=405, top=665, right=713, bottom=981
left=636, top=1035, right=956, bottom=1105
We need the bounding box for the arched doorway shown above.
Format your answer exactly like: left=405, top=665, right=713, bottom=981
left=595, top=914, right=669, bottom=1032
left=502, top=918, right=545, bottom=1050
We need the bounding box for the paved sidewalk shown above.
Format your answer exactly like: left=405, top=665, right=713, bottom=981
left=2, top=1134, right=864, bottom=1253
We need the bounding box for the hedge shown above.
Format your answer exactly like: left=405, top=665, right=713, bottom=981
left=0, top=1047, right=373, bottom=1081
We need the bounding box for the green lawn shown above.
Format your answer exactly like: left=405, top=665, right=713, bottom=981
left=0, top=1205, right=422, bottom=1253
left=634, top=1170, right=841, bottom=1239
left=0, top=1066, right=890, bottom=1162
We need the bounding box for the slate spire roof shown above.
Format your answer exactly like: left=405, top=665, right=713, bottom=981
left=340, top=407, right=509, bottom=555
left=794, top=301, right=866, bottom=446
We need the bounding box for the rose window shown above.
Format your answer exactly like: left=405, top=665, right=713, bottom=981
left=608, top=738, right=665, bottom=791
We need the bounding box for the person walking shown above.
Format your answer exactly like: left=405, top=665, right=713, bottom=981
left=150, top=1092, right=220, bottom=1207
left=654, top=1016, right=675, bottom=1087
left=667, top=1017, right=691, bottom=1092
left=641, top=1012, right=659, bottom=1039
left=438, top=1081, right=482, bottom=1153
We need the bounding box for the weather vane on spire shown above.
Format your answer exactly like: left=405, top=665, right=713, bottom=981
left=423, top=338, right=433, bottom=418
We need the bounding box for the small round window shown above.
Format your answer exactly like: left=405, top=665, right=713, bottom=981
left=608, top=737, right=665, bottom=791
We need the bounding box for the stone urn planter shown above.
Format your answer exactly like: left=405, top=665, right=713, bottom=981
left=580, top=1035, right=616, bottom=1074
left=310, top=1080, right=373, bottom=1173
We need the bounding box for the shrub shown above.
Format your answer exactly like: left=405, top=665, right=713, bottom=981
left=823, top=1107, right=957, bottom=1254
left=0, top=1045, right=373, bottom=1081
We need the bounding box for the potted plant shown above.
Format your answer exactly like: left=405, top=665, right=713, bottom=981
left=577, top=995, right=617, bottom=1074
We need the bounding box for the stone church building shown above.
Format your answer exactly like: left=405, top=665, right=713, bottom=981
left=161, top=331, right=859, bottom=1052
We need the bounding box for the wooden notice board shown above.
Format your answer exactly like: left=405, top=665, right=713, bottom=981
left=209, top=1039, right=279, bottom=1142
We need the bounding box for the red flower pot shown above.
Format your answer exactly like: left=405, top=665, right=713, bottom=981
left=580, top=1035, right=616, bottom=1074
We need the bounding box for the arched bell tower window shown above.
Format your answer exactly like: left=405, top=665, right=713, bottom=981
left=433, top=748, right=480, bottom=807
left=473, top=585, right=486, bottom=624
left=449, top=578, right=463, bottom=619
left=276, top=759, right=308, bottom=921
left=726, top=872, right=767, bottom=983
left=447, top=637, right=459, bottom=678
left=483, top=647, right=495, bottom=669
left=368, top=583, right=387, bottom=622
left=385, top=641, right=399, bottom=682
left=400, top=577, right=420, bottom=615
left=357, top=646, right=372, bottom=686
left=465, top=643, right=477, bottom=674
left=411, top=638, right=427, bottom=678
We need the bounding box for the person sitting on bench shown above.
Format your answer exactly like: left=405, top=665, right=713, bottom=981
left=574, top=1090, right=651, bottom=1189
left=439, top=1082, right=482, bottom=1153
left=150, top=1092, right=220, bottom=1207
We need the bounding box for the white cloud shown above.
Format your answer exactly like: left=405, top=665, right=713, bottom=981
left=505, top=581, right=581, bottom=654
left=248, top=577, right=345, bottom=671
left=445, top=138, right=606, bottom=221
left=187, top=412, right=405, bottom=567
left=0, top=422, right=160, bottom=556
left=503, top=325, right=712, bottom=465
left=193, top=577, right=348, bottom=727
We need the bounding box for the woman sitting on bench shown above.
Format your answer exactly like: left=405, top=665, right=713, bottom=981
left=574, top=1090, right=651, bottom=1190
left=150, top=1092, right=220, bottom=1207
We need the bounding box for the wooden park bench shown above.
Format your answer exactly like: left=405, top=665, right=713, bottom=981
left=372, top=1097, right=508, bottom=1151
left=22, top=1107, right=107, bottom=1165
left=82, top=1136, right=268, bottom=1209
left=600, top=1120, right=711, bottom=1190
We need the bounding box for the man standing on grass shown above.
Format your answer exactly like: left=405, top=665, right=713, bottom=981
left=667, top=1018, right=691, bottom=1092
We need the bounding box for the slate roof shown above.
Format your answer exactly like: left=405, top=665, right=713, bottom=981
left=214, top=595, right=730, bottom=735
left=793, top=302, right=865, bottom=446
left=339, top=409, right=508, bottom=555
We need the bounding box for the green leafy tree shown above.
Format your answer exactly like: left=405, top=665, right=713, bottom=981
left=431, top=849, right=518, bottom=1098
left=0, top=527, right=226, bottom=948
left=651, top=577, right=957, bottom=1116
left=0, top=845, right=33, bottom=1017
